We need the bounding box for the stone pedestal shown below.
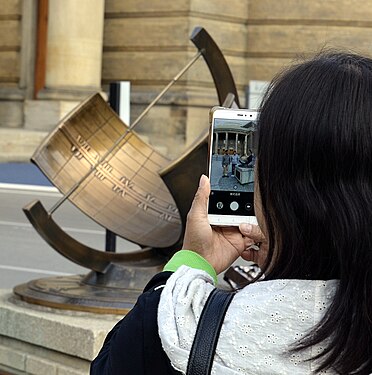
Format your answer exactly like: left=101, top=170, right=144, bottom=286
left=0, top=290, right=121, bottom=374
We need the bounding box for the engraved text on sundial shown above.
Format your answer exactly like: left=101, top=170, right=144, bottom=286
left=69, top=134, right=179, bottom=220
left=32, top=94, right=182, bottom=248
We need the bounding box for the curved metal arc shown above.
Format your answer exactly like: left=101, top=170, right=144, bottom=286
left=160, top=130, right=208, bottom=229
left=23, top=200, right=161, bottom=273
left=160, top=93, right=237, bottom=239
left=158, top=28, right=242, bottom=234
left=49, top=27, right=239, bottom=217
left=48, top=51, right=203, bottom=216
left=190, top=27, right=240, bottom=108
left=26, top=28, right=241, bottom=263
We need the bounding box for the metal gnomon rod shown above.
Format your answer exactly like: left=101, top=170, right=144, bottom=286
left=48, top=49, right=204, bottom=216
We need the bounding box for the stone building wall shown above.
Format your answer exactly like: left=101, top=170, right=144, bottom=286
left=102, top=0, right=372, bottom=157
left=246, top=0, right=372, bottom=81
left=0, top=0, right=23, bottom=128
left=1, top=0, right=372, bottom=159
left=0, top=1, right=21, bottom=89
left=103, top=0, right=248, bottom=157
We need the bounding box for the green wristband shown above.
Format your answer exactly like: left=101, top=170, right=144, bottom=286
left=163, top=250, right=218, bottom=285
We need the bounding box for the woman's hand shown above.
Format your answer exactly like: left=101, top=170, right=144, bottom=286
left=182, top=175, right=267, bottom=274
left=239, top=223, right=268, bottom=269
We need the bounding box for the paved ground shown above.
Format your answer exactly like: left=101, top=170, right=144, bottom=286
left=0, top=163, right=137, bottom=289
left=210, top=155, right=254, bottom=192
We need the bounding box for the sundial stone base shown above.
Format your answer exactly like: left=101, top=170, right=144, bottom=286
left=13, top=262, right=165, bottom=314
left=0, top=289, right=121, bottom=374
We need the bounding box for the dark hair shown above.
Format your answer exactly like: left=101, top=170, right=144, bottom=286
left=257, top=52, right=372, bottom=374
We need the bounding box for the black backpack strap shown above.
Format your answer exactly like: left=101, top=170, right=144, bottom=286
left=186, top=288, right=235, bottom=375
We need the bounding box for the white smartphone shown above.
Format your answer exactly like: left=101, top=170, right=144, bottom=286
left=207, top=107, right=259, bottom=226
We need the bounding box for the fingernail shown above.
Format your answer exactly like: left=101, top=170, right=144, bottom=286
left=240, top=223, right=252, bottom=233
left=199, top=174, right=207, bottom=187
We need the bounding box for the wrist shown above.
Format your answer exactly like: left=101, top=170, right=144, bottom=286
left=163, top=250, right=218, bottom=284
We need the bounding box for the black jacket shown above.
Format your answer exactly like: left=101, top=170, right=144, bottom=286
left=90, top=271, right=182, bottom=374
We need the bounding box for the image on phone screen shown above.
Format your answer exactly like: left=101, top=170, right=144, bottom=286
left=208, top=111, right=258, bottom=224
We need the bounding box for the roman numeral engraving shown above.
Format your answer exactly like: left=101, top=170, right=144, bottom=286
left=138, top=194, right=155, bottom=211
left=119, top=176, right=134, bottom=189
left=71, top=135, right=94, bottom=161
left=167, top=204, right=178, bottom=213
left=159, top=212, right=173, bottom=221
left=95, top=161, right=113, bottom=181
left=112, top=185, right=125, bottom=197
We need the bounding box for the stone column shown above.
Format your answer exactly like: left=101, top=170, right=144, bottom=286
left=43, top=0, right=104, bottom=96
left=235, top=133, right=238, bottom=152
left=25, top=0, right=105, bottom=131
left=225, top=132, right=228, bottom=150
left=214, top=132, right=219, bottom=154
left=244, top=134, right=248, bottom=155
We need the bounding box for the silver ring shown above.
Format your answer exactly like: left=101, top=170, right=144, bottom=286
left=248, top=242, right=261, bottom=251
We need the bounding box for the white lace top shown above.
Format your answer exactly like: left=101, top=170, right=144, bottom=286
left=158, top=266, right=338, bottom=374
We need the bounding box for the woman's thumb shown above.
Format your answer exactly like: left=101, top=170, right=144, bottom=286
left=189, top=174, right=210, bottom=218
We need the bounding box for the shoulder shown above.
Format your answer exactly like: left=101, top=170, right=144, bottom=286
left=158, top=267, right=339, bottom=374
left=222, top=279, right=338, bottom=349
left=235, top=278, right=337, bottom=303
left=230, top=279, right=338, bottom=323
left=217, top=279, right=338, bottom=374
left=91, top=271, right=180, bottom=375
left=158, top=266, right=215, bottom=372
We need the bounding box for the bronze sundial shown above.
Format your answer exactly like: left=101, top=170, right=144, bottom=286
left=14, top=27, right=241, bottom=314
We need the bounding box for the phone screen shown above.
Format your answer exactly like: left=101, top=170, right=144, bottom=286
left=208, top=111, right=258, bottom=221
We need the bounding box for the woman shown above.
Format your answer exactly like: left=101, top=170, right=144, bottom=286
left=91, top=52, right=372, bottom=374
left=222, top=149, right=231, bottom=177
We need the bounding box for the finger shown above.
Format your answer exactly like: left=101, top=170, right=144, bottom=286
left=242, top=235, right=255, bottom=249
left=189, top=174, right=210, bottom=219
left=241, top=248, right=259, bottom=263
left=239, top=223, right=266, bottom=243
